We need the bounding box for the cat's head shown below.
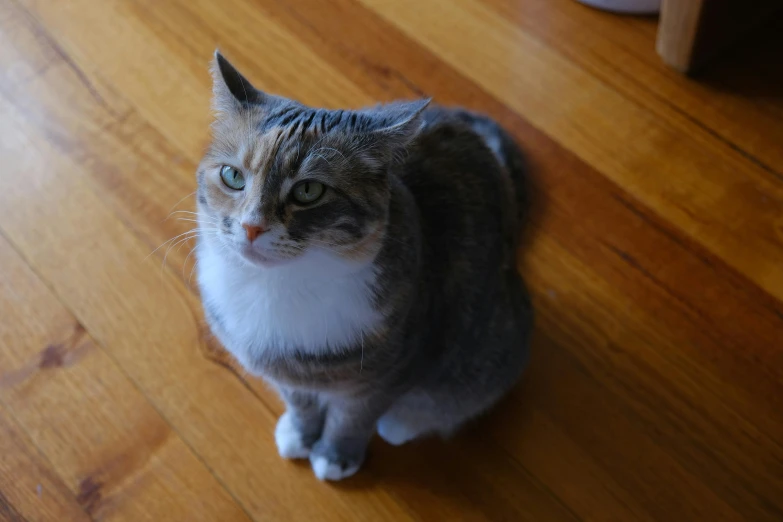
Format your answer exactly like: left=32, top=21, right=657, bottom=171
left=196, top=51, right=429, bottom=269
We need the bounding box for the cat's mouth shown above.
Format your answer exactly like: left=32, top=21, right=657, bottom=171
left=237, top=244, right=289, bottom=268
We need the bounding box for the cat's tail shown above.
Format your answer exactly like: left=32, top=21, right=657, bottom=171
left=457, top=111, right=531, bottom=226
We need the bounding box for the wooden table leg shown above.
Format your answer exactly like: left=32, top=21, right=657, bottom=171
left=657, top=0, right=782, bottom=73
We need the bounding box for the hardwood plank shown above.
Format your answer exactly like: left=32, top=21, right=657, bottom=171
left=368, top=434, right=579, bottom=522
left=358, top=0, right=783, bottom=304
left=488, top=404, right=657, bottom=522
left=509, top=318, right=767, bottom=521
left=16, top=0, right=371, bottom=158
left=0, top=402, right=91, bottom=522
left=527, top=143, right=783, bottom=439
left=0, top=231, right=251, bottom=521
left=482, top=0, right=783, bottom=178
left=505, top=162, right=783, bottom=520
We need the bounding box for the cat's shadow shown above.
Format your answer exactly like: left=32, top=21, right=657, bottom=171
left=325, top=391, right=534, bottom=516
left=330, top=436, right=498, bottom=513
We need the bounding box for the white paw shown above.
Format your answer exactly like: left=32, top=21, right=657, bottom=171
left=310, top=455, right=360, bottom=481
left=275, top=412, right=311, bottom=459
left=376, top=416, right=416, bottom=446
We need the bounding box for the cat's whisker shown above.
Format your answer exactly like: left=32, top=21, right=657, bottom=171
left=169, top=191, right=196, bottom=209
left=162, top=233, right=201, bottom=270
left=163, top=191, right=197, bottom=221
left=158, top=227, right=221, bottom=270
left=176, top=217, right=219, bottom=226
left=145, top=228, right=202, bottom=262
left=171, top=213, right=221, bottom=226
left=182, top=243, right=200, bottom=284
left=176, top=233, right=198, bottom=254
left=168, top=210, right=200, bottom=218
left=169, top=211, right=223, bottom=226
left=188, top=257, right=200, bottom=289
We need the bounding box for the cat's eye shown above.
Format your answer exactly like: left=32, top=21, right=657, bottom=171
left=220, top=165, right=245, bottom=190
left=292, top=181, right=325, bottom=205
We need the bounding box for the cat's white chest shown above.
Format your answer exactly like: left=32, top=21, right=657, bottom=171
left=197, top=242, right=381, bottom=372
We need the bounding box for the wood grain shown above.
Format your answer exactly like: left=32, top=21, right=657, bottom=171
left=485, top=0, right=783, bottom=184
left=0, top=233, right=251, bottom=522
left=0, top=400, right=92, bottom=522
left=1, top=0, right=781, bottom=520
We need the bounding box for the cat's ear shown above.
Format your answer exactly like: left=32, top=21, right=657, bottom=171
left=368, top=98, right=430, bottom=142
left=361, top=98, right=431, bottom=162
left=211, top=50, right=267, bottom=113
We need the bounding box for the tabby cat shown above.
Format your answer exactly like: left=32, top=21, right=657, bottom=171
left=196, top=52, right=533, bottom=481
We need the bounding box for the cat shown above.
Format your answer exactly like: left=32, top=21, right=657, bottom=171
left=196, top=51, right=533, bottom=481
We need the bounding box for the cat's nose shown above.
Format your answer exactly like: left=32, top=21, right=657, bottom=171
left=242, top=222, right=268, bottom=242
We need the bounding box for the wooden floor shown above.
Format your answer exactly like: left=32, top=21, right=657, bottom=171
left=1, top=0, right=782, bottom=520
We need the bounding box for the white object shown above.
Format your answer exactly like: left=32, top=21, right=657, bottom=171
left=576, top=0, right=660, bottom=14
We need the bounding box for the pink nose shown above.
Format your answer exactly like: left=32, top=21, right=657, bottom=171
left=242, top=223, right=268, bottom=242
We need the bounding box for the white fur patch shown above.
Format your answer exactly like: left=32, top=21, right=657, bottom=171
left=197, top=238, right=381, bottom=373
left=376, top=416, right=417, bottom=446
left=310, top=455, right=360, bottom=481
left=275, top=412, right=310, bottom=459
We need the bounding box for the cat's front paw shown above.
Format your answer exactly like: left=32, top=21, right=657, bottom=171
left=309, top=440, right=364, bottom=481
left=275, top=411, right=312, bottom=459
